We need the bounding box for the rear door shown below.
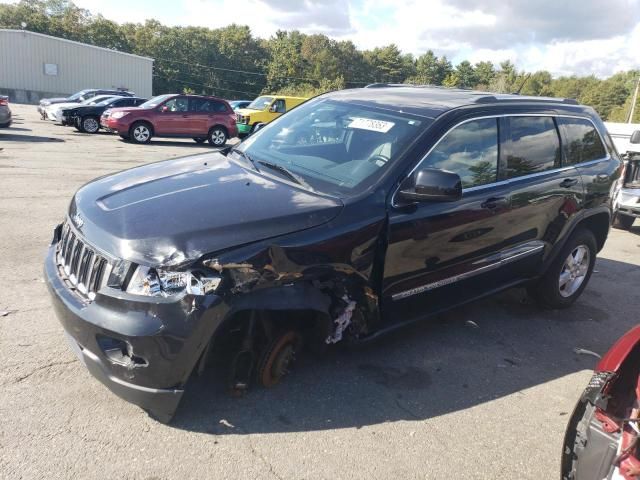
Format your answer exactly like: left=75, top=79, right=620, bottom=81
left=501, top=115, right=584, bottom=263
left=189, top=98, right=231, bottom=135
left=188, top=97, right=213, bottom=136
left=155, top=96, right=190, bottom=135
left=556, top=117, right=614, bottom=212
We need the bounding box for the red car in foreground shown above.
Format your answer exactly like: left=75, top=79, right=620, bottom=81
left=562, top=326, right=640, bottom=479
left=101, top=94, right=237, bottom=146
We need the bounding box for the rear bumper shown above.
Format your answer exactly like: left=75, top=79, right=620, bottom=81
left=0, top=109, right=11, bottom=127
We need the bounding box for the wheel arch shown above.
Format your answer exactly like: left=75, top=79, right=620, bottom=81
left=196, top=284, right=334, bottom=374
left=208, top=124, right=228, bottom=137
left=129, top=119, right=154, bottom=136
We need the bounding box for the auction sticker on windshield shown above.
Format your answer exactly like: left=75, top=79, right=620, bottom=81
left=348, top=117, right=395, bottom=133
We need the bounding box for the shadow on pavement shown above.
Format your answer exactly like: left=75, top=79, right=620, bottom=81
left=169, top=256, right=639, bottom=435
left=0, top=133, right=64, bottom=143
left=2, top=127, right=32, bottom=132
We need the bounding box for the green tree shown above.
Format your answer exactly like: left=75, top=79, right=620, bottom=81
left=474, top=61, right=495, bottom=88
left=455, top=60, right=476, bottom=88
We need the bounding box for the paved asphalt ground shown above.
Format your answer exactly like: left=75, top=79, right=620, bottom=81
left=1, top=103, right=639, bottom=480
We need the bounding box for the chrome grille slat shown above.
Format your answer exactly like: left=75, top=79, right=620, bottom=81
left=56, top=221, right=111, bottom=301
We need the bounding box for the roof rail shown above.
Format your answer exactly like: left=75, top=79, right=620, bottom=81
left=474, top=95, right=579, bottom=105
left=364, top=83, right=406, bottom=88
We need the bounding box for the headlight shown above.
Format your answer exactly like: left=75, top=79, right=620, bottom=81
left=243, top=116, right=250, bottom=125
left=126, top=266, right=221, bottom=297
left=111, top=111, right=129, bottom=119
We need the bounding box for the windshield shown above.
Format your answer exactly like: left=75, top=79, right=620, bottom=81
left=139, top=94, right=174, bottom=109
left=96, top=97, right=120, bottom=106
left=236, top=98, right=427, bottom=196
left=82, top=95, right=113, bottom=105
left=246, top=96, right=274, bottom=110
left=68, top=90, right=90, bottom=101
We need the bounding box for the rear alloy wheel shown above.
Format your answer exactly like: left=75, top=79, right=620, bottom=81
left=130, top=122, right=152, bottom=144
left=81, top=116, right=100, bottom=134
left=208, top=127, right=227, bottom=147
left=614, top=213, right=635, bottom=230
left=528, top=228, right=597, bottom=309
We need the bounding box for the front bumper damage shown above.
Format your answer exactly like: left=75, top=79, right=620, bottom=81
left=44, top=239, right=227, bottom=422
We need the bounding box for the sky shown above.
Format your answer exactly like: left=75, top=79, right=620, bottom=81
left=6, top=0, right=640, bottom=77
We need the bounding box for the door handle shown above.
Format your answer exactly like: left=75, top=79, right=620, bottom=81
left=481, top=196, right=508, bottom=209
left=560, top=178, right=578, bottom=188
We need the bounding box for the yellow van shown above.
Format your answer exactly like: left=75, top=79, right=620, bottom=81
left=235, top=95, right=308, bottom=135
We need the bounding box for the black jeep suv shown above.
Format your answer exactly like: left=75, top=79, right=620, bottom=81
left=45, top=86, right=623, bottom=422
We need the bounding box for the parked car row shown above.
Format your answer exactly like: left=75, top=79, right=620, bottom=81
left=36, top=89, right=311, bottom=147
left=0, top=95, right=11, bottom=128
left=37, top=88, right=136, bottom=119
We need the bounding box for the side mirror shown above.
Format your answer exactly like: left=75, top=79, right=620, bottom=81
left=631, top=130, right=640, bottom=144
left=160, top=105, right=169, bottom=113
left=398, top=168, right=462, bottom=203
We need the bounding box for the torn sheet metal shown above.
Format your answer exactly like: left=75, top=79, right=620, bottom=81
left=326, top=296, right=356, bottom=344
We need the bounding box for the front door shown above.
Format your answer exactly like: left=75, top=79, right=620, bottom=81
left=155, top=96, right=190, bottom=135
left=383, top=117, right=544, bottom=321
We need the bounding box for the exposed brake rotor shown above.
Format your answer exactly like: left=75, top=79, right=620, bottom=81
left=257, top=331, right=302, bottom=388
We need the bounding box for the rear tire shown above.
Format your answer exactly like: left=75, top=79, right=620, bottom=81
left=81, top=116, right=100, bottom=134
left=208, top=126, right=227, bottom=146
left=130, top=122, right=152, bottom=144
left=528, top=228, right=597, bottom=309
left=614, top=213, right=635, bottom=230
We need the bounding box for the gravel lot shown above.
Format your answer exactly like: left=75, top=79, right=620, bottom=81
left=1, top=103, right=639, bottom=480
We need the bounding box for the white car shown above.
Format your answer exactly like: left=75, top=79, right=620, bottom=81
left=45, top=95, right=119, bottom=122
left=607, top=123, right=640, bottom=230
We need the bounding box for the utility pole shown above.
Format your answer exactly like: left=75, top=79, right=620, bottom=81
left=628, top=74, right=640, bottom=124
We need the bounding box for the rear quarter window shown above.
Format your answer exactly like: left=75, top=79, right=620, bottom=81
left=557, top=117, right=607, bottom=164
left=506, top=116, right=561, bottom=179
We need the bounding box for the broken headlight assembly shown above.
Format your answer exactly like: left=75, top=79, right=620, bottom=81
left=126, top=266, right=222, bottom=298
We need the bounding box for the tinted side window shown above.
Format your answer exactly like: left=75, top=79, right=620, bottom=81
left=506, top=116, right=560, bottom=179
left=164, top=97, right=188, bottom=112
left=557, top=117, right=607, bottom=164
left=420, top=118, right=498, bottom=188
left=274, top=99, right=286, bottom=113
left=211, top=101, right=228, bottom=113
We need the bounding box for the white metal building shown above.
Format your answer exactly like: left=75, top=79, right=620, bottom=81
left=0, top=29, right=153, bottom=103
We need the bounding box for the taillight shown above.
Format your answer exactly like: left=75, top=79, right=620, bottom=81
left=0, top=98, right=8, bottom=106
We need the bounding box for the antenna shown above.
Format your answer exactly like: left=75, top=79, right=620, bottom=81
left=513, top=73, right=531, bottom=95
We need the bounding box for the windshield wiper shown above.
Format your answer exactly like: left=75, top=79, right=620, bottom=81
left=231, top=148, right=260, bottom=172
left=257, top=160, right=311, bottom=189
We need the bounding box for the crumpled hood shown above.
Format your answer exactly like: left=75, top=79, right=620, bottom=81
left=69, top=152, right=343, bottom=267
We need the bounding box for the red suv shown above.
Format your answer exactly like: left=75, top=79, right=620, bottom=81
left=101, top=94, right=238, bottom=146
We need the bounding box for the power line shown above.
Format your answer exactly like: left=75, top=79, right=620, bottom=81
left=153, top=56, right=373, bottom=86
left=152, top=73, right=261, bottom=97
